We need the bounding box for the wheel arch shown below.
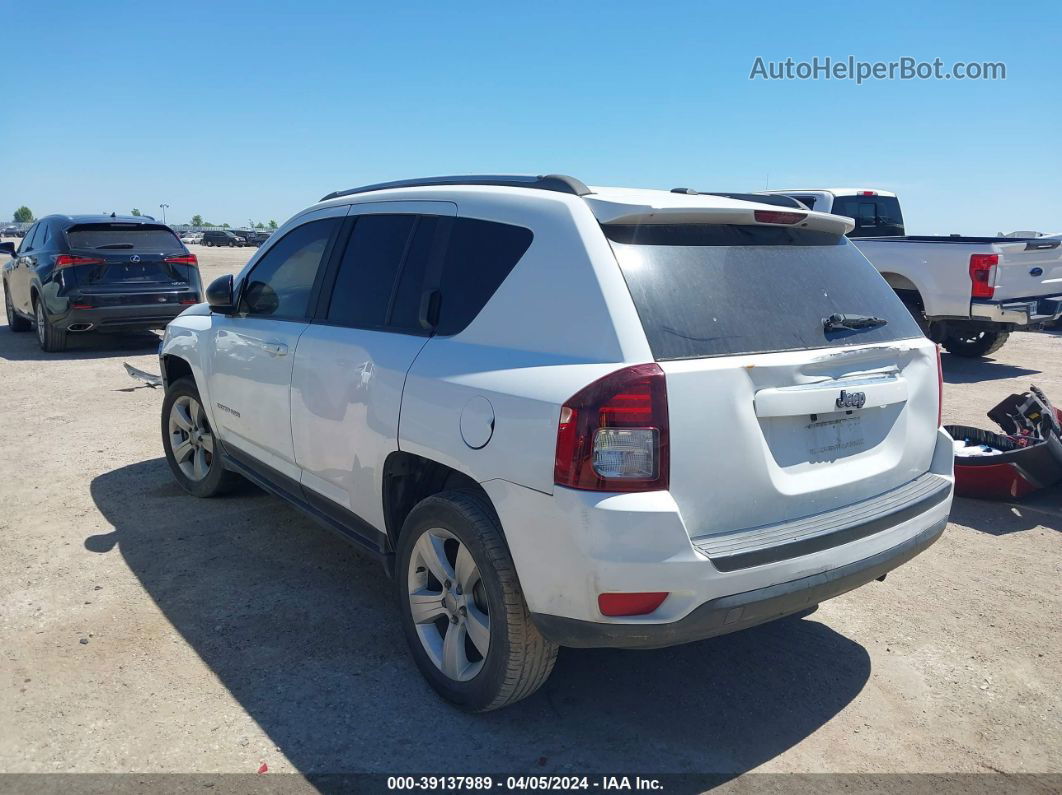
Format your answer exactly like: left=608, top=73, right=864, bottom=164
left=382, top=451, right=498, bottom=553
left=880, top=271, right=921, bottom=296
left=161, top=353, right=194, bottom=390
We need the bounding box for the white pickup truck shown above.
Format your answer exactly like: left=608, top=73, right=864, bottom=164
left=765, top=188, right=1062, bottom=357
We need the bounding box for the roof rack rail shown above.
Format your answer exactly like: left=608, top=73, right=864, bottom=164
left=670, top=189, right=806, bottom=210
left=320, top=174, right=591, bottom=202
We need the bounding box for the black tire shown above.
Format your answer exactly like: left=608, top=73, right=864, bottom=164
left=4, top=282, right=31, bottom=332
left=396, top=490, right=558, bottom=712
left=205, top=240, right=213, bottom=247
left=161, top=377, right=241, bottom=498
left=34, top=297, right=67, bottom=352
left=942, top=329, right=1010, bottom=358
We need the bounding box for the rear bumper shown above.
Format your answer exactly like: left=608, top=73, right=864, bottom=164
left=484, top=427, right=956, bottom=649
left=532, top=518, right=945, bottom=648
left=970, top=294, right=1062, bottom=325
left=56, top=302, right=191, bottom=332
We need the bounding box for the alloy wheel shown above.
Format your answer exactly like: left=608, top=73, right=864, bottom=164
left=35, top=301, right=45, bottom=345
left=407, top=528, right=491, bottom=682
left=168, top=395, right=214, bottom=481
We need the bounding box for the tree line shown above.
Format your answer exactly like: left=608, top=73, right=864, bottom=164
left=11, top=206, right=279, bottom=230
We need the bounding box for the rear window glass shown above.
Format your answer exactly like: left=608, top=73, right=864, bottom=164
left=606, top=224, right=922, bottom=360
left=66, top=224, right=183, bottom=251
left=829, top=196, right=904, bottom=237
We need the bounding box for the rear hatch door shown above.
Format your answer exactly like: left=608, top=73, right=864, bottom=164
left=606, top=222, right=940, bottom=550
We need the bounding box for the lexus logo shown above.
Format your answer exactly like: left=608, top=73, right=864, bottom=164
left=130, top=255, right=141, bottom=263
left=836, top=389, right=867, bottom=409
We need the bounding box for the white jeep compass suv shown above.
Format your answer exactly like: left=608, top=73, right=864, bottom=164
left=159, top=174, right=954, bottom=711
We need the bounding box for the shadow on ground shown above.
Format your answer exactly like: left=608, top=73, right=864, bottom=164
left=949, top=492, right=1061, bottom=535
left=0, top=323, right=160, bottom=361
left=88, top=458, right=871, bottom=778
left=941, top=352, right=1040, bottom=385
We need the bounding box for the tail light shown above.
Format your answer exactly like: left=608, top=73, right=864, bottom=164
left=969, top=253, right=998, bottom=298
left=754, top=210, right=806, bottom=225
left=554, top=363, right=669, bottom=492
left=935, top=344, right=944, bottom=427
left=165, top=254, right=199, bottom=266
left=179, top=296, right=199, bottom=305
left=54, top=255, right=104, bottom=268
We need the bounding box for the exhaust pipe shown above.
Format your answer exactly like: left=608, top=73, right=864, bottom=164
left=67, top=322, right=94, bottom=332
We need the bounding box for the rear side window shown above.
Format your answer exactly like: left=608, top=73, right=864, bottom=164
left=20, top=223, right=40, bottom=252
left=326, top=214, right=416, bottom=329
left=240, top=218, right=338, bottom=320
left=66, top=224, right=184, bottom=251
left=435, top=218, right=533, bottom=335
left=606, top=224, right=923, bottom=360
left=829, top=196, right=904, bottom=237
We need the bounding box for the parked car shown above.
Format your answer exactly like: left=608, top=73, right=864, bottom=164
left=2, top=226, right=25, bottom=238
left=767, top=189, right=1062, bottom=357
left=232, top=229, right=271, bottom=247
left=201, top=230, right=246, bottom=247
left=180, top=231, right=204, bottom=245
left=246, top=230, right=273, bottom=247
left=158, top=174, right=954, bottom=711
left=1, top=215, right=203, bottom=352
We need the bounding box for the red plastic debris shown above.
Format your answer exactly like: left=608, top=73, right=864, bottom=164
left=258, top=762, right=269, bottom=774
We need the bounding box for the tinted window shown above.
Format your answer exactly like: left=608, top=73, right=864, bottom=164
left=791, top=195, right=817, bottom=209
left=606, top=224, right=922, bottom=360
left=326, top=215, right=415, bottom=329
left=436, top=218, right=533, bottom=335
left=20, top=223, right=39, bottom=252
left=240, top=218, right=337, bottom=319
left=390, top=216, right=440, bottom=333
left=66, top=224, right=183, bottom=251
left=830, top=196, right=905, bottom=237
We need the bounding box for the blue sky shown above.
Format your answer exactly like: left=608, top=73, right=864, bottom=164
left=2, top=0, right=1059, bottom=234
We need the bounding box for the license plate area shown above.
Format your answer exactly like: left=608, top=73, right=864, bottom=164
left=808, top=414, right=865, bottom=461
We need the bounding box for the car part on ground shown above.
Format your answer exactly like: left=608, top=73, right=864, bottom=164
left=948, top=386, right=1062, bottom=499
left=123, top=362, right=162, bottom=388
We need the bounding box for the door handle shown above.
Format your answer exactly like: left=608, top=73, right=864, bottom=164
left=262, top=341, right=288, bottom=356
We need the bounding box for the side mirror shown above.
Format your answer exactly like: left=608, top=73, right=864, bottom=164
left=0, top=241, right=15, bottom=257
left=206, top=274, right=236, bottom=314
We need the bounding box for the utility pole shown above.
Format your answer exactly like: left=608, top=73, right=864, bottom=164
left=159, top=203, right=169, bottom=224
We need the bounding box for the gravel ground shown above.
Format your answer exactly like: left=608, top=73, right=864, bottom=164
left=0, top=242, right=1059, bottom=780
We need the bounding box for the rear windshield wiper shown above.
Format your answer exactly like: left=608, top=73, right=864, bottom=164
left=94, top=243, right=134, bottom=249
left=823, top=313, right=888, bottom=332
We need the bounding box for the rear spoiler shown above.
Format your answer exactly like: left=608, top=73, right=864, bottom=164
left=585, top=197, right=855, bottom=236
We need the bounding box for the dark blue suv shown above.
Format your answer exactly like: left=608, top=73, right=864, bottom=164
left=1, top=215, right=203, bottom=352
